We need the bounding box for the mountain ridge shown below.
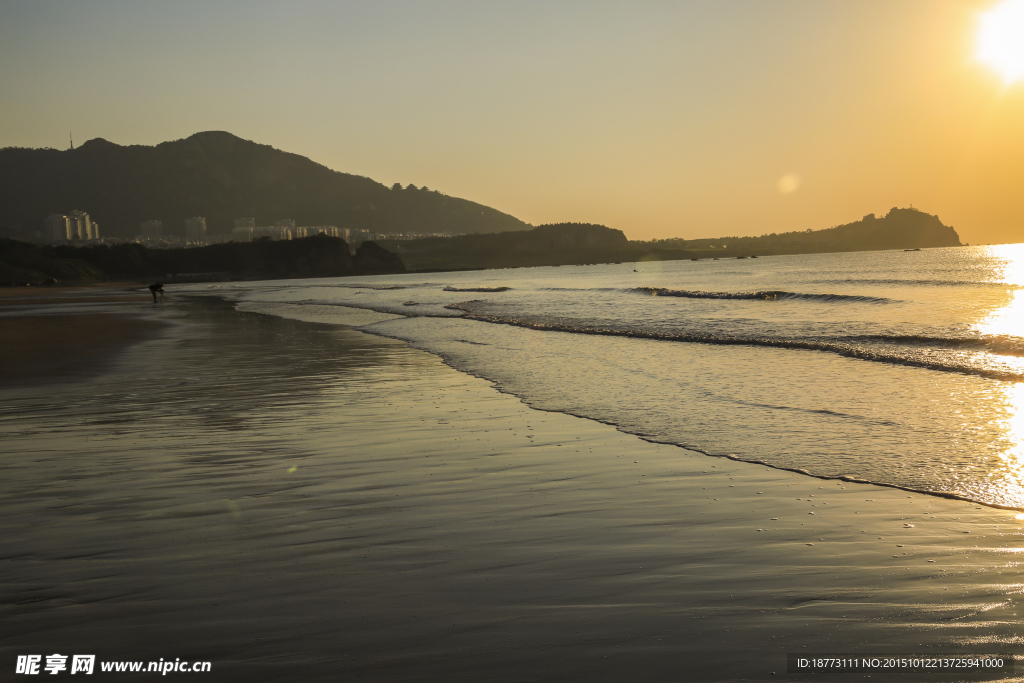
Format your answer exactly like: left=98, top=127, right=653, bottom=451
left=0, top=131, right=531, bottom=238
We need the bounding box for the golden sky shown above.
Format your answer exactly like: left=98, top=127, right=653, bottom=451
left=1, top=0, right=1022, bottom=244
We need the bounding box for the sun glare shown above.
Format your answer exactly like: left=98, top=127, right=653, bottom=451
left=977, top=0, right=1024, bottom=84
left=777, top=173, right=801, bottom=195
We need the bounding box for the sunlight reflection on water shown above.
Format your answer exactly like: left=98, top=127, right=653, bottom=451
left=996, top=383, right=1024, bottom=504
left=184, top=246, right=1024, bottom=509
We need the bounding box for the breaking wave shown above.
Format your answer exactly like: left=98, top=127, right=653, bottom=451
left=444, top=303, right=1024, bottom=382
left=633, top=287, right=893, bottom=304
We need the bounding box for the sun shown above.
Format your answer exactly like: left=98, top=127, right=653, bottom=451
left=977, top=0, right=1024, bottom=84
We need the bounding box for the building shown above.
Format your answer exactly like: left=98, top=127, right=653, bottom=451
left=185, top=217, right=207, bottom=242
left=276, top=219, right=295, bottom=230
left=231, top=226, right=253, bottom=242
left=349, top=229, right=379, bottom=244
left=69, top=210, right=94, bottom=240
left=139, top=220, right=163, bottom=238
left=44, top=211, right=98, bottom=241
left=231, top=218, right=255, bottom=242
left=253, top=225, right=292, bottom=240
left=301, top=226, right=341, bottom=239
left=44, top=214, right=70, bottom=241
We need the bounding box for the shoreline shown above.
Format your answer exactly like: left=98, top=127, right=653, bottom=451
left=2, top=291, right=1023, bottom=681
left=312, top=296, right=1024, bottom=514
left=0, top=285, right=171, bottom=385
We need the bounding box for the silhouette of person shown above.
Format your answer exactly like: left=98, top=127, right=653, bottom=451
left=148, top=283, right=165, bottom=303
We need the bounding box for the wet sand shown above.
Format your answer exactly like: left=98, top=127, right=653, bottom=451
left=0, top=314, right=167, bottom=384
left=0, top=284, right=170, bottom=385
left=2, top=294, right=1023, bottom=681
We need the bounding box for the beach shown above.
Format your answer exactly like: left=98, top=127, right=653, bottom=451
left=2, top=289, right=1023, bottom=682
left=0, top=285, right=166, bottom=385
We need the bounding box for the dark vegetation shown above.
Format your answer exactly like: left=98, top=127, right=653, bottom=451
left=0, top=235, right=404, bottom=284
left=0, top=131, right=529, bottom=238
left=380, top=223, right=632, bottom=270
left=383, top=209, right=963, bottom=270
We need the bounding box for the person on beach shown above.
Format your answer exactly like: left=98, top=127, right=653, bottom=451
left=148, top=283, right=165, bottom=303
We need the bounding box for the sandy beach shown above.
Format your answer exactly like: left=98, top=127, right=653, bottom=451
left=2, top=291, right=1023, bottom=681
left=0, top=285, right=165, bottom=384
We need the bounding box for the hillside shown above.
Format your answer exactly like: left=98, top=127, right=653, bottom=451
left=380, top=223, right=630, bottom=270
left=645, top=208, right=963, bottom=254
left=0, top=132, right=530, bottom=238
left=382, top=209, right=963, bottom=270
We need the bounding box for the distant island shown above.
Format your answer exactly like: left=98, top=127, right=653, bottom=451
left=380, top=208, right=963, bottom=270
left=643, top=208, right=963, bottom=256
left=0, top=131, right=529, bottom=240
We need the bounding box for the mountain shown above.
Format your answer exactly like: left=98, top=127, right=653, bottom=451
left=385, top=209, right=963, bottom=270
left=0, top=132, right=530, bottom=238
left=645, top=208, right=963, bottom=254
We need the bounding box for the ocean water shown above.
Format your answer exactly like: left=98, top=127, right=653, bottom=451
left=183, top=244, right=1024, bottom=509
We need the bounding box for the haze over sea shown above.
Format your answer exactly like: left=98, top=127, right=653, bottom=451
left=185, top=245, right=1024, bottom=510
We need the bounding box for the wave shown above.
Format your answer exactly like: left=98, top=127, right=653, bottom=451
left=332, top=284, right=408, bottom=290
left=634, top=287, right=893, bottom=304
left=850, top=334, right=1024, bottom=357
left=231, top=294, right=1024, bottom=512
left=808, top=278, right=1020, bottom=288
left=443, top=286, right=512, bottom=292
left=445, top=303, right=1024, bottom=382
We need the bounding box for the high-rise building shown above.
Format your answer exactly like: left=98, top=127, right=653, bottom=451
left=46, top=211, right=96, bottom=241
left=185, top=217, right=207, bottom=242
left=304, top=226, right=341, bottom=239
left=234, top=217, right=255, bottom=230
left=253, top=225, right=292, bottom=240
left=139, top=220, right=163, bottom=238
left=44, top=214, right=70, bottom=241
left=68, top=210, right=93, bottom=240
left=276, top=219, right=295, bottom=230
left=231, top=226, right=253, bottom=242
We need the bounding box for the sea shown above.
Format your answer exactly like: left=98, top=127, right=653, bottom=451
left=182, top=244, right=1024, bottom=510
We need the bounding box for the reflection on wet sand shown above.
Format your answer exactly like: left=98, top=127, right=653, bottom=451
left=995, top=383, right=1024, bottom=503
left=2, top=296, right=1024, bottom=681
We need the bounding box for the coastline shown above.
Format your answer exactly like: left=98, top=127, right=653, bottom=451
left=0, top=285, right=170, bottom=385
left=2, top=292, right=1022, bottom=681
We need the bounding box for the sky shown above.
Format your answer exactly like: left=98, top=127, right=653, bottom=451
left=1, top=0, right=1022, bottom=244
